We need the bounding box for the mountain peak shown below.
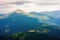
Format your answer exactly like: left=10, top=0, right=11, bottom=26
left=14, top=9, right=25, bottom=13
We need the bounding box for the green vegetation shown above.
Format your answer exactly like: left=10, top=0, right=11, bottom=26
left=0, top=32, right=60, bottom=40
left=0, top=23, right=60, bottom=40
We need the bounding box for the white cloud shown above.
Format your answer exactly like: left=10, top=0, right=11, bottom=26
left=0, top=0, right=60, bottom=5
left=0, top=3, right=60, bottom=14
left=0, top=0, right=60, bottom=14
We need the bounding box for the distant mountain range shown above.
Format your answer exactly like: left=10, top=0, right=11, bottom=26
left=0, top=9, right=60, bottom=36
left=30, top=11, right=60, bottom=25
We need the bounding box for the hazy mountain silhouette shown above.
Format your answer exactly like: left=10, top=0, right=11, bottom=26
left=0, top=9, right=59, bottom=35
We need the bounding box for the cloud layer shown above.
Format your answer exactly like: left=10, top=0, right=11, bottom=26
left=0, top=0, right=60, bottom=14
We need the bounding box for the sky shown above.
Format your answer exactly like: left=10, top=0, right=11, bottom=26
left=0, top=0, right=60, bottom=14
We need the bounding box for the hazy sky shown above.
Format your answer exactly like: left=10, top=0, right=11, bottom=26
left=0, top=0, right=60, bottom=14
